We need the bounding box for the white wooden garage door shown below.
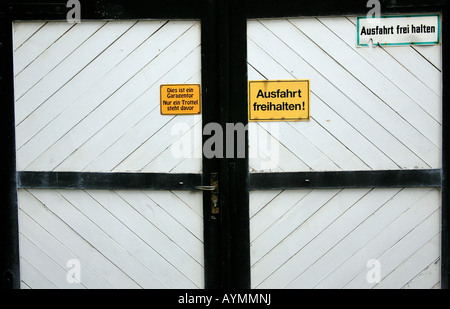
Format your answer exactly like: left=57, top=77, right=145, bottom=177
left=13, top=15, right=443, bottom=290
left=14, top=20, right=203, bottom=289
left=248, top=17, right=442, bottom=289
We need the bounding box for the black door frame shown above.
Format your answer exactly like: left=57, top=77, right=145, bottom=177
left=1, top=0, right=449, bottom=289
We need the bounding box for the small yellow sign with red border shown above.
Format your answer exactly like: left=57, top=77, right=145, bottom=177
left=161, top=84, right=201, bottom=115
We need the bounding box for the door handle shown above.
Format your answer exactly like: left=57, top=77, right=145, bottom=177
left=195, top=185, right=216, bottom=191
left=196, top=173, right=219, bottom=215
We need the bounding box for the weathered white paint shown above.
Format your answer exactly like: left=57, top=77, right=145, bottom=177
left=248, top=17, right=442, bottom=289
left=14, top=20, right=204, bottom=289
left=14, top=15, right=443, bottom=290
left=250, top=188, right=441, bottom=289
left=18, top=189, right=204, bottom=289
left=248, top=17, right=442, bottom=173
left=14, top=20, right=202, bottom=173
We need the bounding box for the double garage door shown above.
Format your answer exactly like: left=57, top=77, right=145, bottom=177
left=11, top=6, right=443, bottom=289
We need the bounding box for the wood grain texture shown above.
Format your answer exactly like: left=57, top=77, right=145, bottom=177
left=248, top=17, right=442, bottom=172
left=250, top=188, right=441, bottom=289
left=248, top=16, right=442, bottom=289
left=18, top=189, right=204, bottom=289
left=13, top=20, right=204, bottom=289
left=14, top=20, right=202, bottom=173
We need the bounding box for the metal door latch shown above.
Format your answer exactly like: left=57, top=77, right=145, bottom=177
left=196, top=173, right=219, bottom=215
left=195, top=186, right=216, bottom=191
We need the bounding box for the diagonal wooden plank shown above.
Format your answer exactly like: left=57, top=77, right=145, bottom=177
left=13, top=22, right=74, bottom=75
left=17, top=21, right=185, bottom=171
left=19, top=209, right=113, bottom=288
left=402, top=258, right=440, bottom=289
left=80, top=23, right=201, bottom=172
left=143, top=116, right=202, bottom=172
left=26, top=25, right=201, bottom=172
left=250, top=189, right=312, bottom=243
left=345, top=17, right=442, bottom=97
left=315, top=188, right=439, bottom=289
left=412, top=45, right=442, bottom=71
left=249, top=122, right=310, bottom=172
left=375, top=234, right=440, bottom=289
left=19, top=234, right=86, bottom=289
left=169, top=146, right=203, bottom=173
left=15, top=22, right=105, bottom=100
left=319, top=17, right=441, bottom=123
left=251, top=189, right=338, bottom=265
left=252, top=189, right=368, bottom=288
left=172, top=191, right=203, bottom=219
left=15, top=21, right=117, bottom=127
left=20, top=256, right=58, bottom=289
left=286, top=188, right=402, bottom=288
left=249, top=190, right=282, bottom=219
left=60, top=189, right=196, bottom=288
left=298, top=188, right=429, bottom=289
left=13, top=21, right=46, bottom=52
left=248, top=21, right=426, bottom=170
left=18, top=189, right=140, bottom=288
left=56, top=46, right=200, bottom=172
left=115, top=190, right=203, bottom=263
left=345, top=208, right=440, bottom=289
left=27, top=189, right=167, bottom=289
left=262, top=188, right=389, bottom=289
left=109, top=190, right=204, bottom=288
left=252, top=19, right=438, bottom=169
left=289, top=18, right=441, bottom=148
left=144, top=190, right=204, bottom=243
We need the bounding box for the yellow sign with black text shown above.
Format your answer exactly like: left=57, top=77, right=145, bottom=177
left=161, top=84, right=201, bottom=115
left=248, top=80, right=310, bottom=121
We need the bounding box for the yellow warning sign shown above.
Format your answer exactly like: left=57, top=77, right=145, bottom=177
left=161, top=84, right=201, bottom=115
left=248, top=80, right=310, bottom=121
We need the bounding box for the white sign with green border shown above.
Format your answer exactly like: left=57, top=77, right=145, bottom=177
left=357, top=14, right=440, bottom=47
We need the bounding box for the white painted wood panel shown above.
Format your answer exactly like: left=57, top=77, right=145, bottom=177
left=14, top=22, right=103, bottom=100
left=250, top=188, right=441, bottom=289
left=18, top=189, right=141, bottom=289
left=18, top=189, right=204, bottom=289
left=19, top=210, right=113, bottom=289
left=13, top=21, right=46, bottom=51
left=247, top=17, right=442, bottom=172
left=294, top=18, right=441, bottom=147
left=249, top=17, right=441, bottom=289
left=13, top=22, right=73, bottom=75
left=15, top=21, right=132, bottom=131
left=14, top=20, right=204, bottom=289
left=14, top=20, right=202, bottom=173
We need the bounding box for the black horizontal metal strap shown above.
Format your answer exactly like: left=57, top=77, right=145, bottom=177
left=244, top=0, right=445, bottom=19
left=249, top=169, right=442, bottom=190
left=17, top=171, right=202, bottom=191
left=3, top=0, right=203, bottom=20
